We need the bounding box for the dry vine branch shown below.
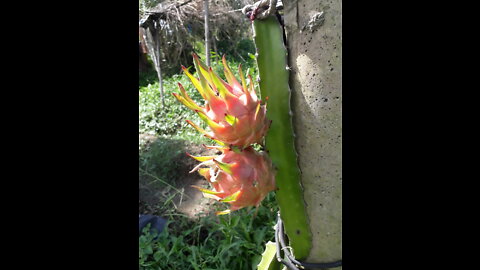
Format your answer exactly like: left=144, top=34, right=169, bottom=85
left=140, top=0, right=253, bottom=75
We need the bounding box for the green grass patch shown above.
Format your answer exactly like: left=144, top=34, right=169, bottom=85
left=140, top=74, right=204, bottom=139
left=139, top=192, right=278, bottom=270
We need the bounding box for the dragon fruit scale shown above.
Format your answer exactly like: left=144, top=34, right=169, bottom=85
left=172, top=54, right=271, bottom=149
left=189, top=146, right=276, bottom=215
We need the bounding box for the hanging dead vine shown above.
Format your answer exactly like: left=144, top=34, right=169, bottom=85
left=140, top=0, right=254, bottom=75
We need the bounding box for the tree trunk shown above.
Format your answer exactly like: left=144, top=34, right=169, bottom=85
left=204, top=0, right=211, bottom=66
left=284, top=0, right=342, bottom=265
left=155, top=28, right=165, bottom=108
left=142, top=22, right=165, bottom=108
left=212, top=29, right=218, bottom=60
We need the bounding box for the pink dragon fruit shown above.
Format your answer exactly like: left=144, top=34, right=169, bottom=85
left=173, top=54, right=271, bottom=149
left=188, top=146, right=276, bottom=215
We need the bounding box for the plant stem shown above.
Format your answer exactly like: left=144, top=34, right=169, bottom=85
left=252, top=16, right=312, bottom=260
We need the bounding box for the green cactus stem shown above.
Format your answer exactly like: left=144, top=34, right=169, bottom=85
left=253, top=16, right=312, bottom=259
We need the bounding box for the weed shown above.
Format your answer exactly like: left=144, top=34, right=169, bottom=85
left=139, top=192, right=278, bottom=270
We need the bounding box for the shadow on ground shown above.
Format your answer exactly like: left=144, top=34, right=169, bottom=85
left=139, top=134, right=219, bottom=219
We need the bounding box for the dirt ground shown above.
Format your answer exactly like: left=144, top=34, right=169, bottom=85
left=139, top=134, right=220, bottom=219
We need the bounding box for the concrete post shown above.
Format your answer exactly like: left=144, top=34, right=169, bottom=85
left=283, top=0, right=342, bottom=265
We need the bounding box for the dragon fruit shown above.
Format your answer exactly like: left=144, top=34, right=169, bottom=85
left=189, top=146, right=276, bottom=215
left=173, top=54, right=271, bottom=149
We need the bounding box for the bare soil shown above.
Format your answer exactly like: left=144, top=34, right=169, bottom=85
left=139, top=134, right=220, bottom=219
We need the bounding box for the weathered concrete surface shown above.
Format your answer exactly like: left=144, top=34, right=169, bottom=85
left=284, top=0, right=342, bottom=264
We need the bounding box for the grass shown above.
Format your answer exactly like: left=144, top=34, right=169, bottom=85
left=139, top=137, right=188, bottom=187
left=139, top=72, right=209, bottom=143
left=139, top=55, right=274, bottom=269
left=139, top=192, right=278, bottom=270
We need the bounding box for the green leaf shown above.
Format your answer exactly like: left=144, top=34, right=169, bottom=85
left=144, top=244, right=153, bottom=255
left=257, top=241, right=278, bottom=270
left=153, top=250, right=163, bottom=262
left=254, top=227, right=267, bottom=246
left=231, top=215, right=240, bottom=227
